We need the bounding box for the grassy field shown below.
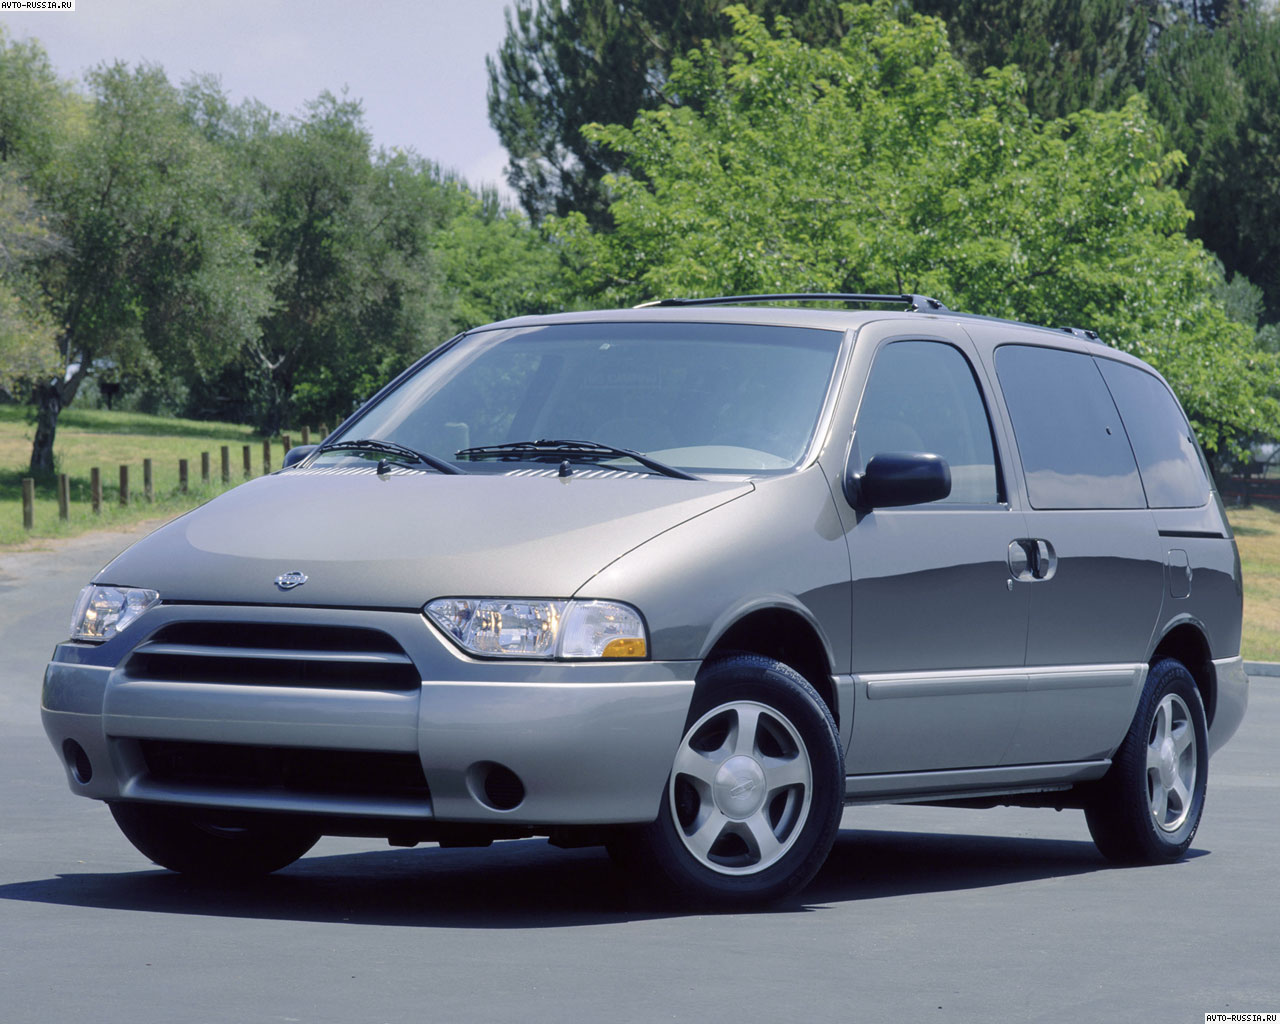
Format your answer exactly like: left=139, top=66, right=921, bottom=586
left=0, top=405, right=308, bottom=546
left=3, top=405, right=1278, bottom=660
left=1225, top=504, right=1280, bottom=662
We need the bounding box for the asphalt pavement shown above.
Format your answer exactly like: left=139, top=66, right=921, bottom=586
left=1, top=526, right=1277, bottom=1023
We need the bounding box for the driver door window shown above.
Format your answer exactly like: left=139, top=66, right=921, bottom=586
left=853, top=340, right=1001, bottom=505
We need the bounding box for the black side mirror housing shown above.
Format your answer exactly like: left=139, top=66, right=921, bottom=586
left=845, top=451, right=951, bottom=509
left=282, top=444, right=318, bottom=469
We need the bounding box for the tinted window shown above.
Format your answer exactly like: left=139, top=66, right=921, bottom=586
left=1096, top=358, right=1210, bottom=508
left=854, top=341, right=1000, bottom=504
left=995, top=345, right=1145, bottom=510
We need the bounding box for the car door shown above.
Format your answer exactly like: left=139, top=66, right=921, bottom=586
left=832, top=327, right=1032, bottom=775
left=986, top=341, right=1164, bottom=764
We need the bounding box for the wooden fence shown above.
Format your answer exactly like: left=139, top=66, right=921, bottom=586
left=18, top=426, right=326, bottom=531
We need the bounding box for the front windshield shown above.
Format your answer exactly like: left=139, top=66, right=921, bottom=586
left=324, top=321, right=845, bottom=474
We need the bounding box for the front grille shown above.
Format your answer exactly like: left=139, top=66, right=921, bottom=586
left=123, top=622, right=421, bottom=691
left=139, top=740, right=430, bottom=801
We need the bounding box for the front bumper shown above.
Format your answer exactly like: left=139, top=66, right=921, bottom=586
left=42, top=603, right=697, bottom=828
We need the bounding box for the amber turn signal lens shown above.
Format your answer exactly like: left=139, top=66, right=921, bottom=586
left=601, top=637, right=647, bottom=658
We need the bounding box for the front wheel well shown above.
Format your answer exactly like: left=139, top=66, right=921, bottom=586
left=703, top=609, right=837, bottom=726
left=1150, top=624, right=1216, bottom=727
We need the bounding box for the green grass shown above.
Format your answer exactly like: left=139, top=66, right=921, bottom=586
left=0, top=406, right=318, bottom=547
left=1227, top=505, right=1280, bottom=662
left=0, top=404, right=263, bottom=441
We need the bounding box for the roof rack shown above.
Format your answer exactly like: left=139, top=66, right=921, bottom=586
left=633, top=292, right=948, bottom=312
left=1058, top=326, right=1106, bottom=345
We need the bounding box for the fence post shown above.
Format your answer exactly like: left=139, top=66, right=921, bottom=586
left=221, top=445, right=230, bottom=484
left=21, top=477, right=34, bottom=530
left=118, top=465, right=129, bottom=507
left=319, top=423, right=328, bottom=439
left=301, top=425, right=311, bottom=445
left=282, top=434, right=292, bottom=455
left=91, top=467, right=101, bottom=515
left=201, top=451, right=210, bottom=485
left=262, top=438, right=271, bottom=474
left=179, top=459, right=189, bottom=494
left=143, top=458, right=154, bottom=503
left=57, top=473, right=69, bottom=521
left=242, top=445, right=251, bottom=478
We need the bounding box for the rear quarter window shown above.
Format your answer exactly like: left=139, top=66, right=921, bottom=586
left=994, top=344, right=1146, bottom=510
left=1094, top=357, right=1210, bottom=509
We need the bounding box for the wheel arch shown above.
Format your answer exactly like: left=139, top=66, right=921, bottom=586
left=1150, top=621, right=1216, bottom=728
left=701, top=605, right=838, bottom=727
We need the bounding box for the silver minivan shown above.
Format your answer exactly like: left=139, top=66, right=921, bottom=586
left=42, top=295, right=1249, bottom=905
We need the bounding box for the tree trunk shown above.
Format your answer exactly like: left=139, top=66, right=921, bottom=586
left=29, top=366, right=87, bottom=477
left=29, top=380, right=63, bottom=477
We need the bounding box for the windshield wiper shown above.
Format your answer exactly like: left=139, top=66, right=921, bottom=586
left=455, top=438, right=699, bottom=480
left=317, top=438, right=461, bottom=475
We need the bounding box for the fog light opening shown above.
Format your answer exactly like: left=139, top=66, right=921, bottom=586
left=467, top=761, right=525, bottom=812
left=63, top=739, right=93, bottom=784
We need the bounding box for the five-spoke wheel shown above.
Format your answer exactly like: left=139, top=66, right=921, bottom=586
left=621, top=653, right=844, bottom=906
left=1085, top=658, right=1208, bottom=864
left=1146, top=690, right=1198, bottom=834
left=669, top=699, right=814, bottom=875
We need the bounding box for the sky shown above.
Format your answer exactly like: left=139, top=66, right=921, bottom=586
left=0, top=0, right=517, bottom=199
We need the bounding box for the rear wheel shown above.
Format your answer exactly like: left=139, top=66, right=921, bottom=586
left=621, top=653, right=844, bottom=906
left=109, top=803, right=320, bottom=877
left=1085, top=658, right=1208, bottom=864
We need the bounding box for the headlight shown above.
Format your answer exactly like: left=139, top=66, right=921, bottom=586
left=425, top=598, right=647, bottom=659
left=70, top=585, right=160, bottom=642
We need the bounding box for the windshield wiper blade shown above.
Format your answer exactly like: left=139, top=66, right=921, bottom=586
left=455, top=438, right=699, bottom=480
left=317, top=438, right=461, bottom=475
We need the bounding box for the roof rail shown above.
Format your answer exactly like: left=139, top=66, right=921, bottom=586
left=633, top=292, right=948, bottom=312
left=1058, top=326, right=1106, bottom=345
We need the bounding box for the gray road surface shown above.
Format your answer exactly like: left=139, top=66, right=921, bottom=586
left=2, top=527, right=1277, bottom=1023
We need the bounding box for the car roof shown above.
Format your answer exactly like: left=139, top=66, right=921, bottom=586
left=476, top=303, right=1148, bottom=363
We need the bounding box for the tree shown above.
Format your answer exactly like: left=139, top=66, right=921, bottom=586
left=25, top=61, right=270, bottom=474
left=552, top=1, right=1278, bottom=454
left=0, top=168, right=59, bottom=396
left=486, top=0, right=849, bottom=227
left=0, top=30, right=69, bottom=399
left=181, top=91, right=457, bottom=432
left=909, top=0, right=1158, bottom=119
left=1144, top=4, right=1280, bottom=321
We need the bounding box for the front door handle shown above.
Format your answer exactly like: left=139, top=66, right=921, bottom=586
left=1008, top=539, right=1057, bottom=582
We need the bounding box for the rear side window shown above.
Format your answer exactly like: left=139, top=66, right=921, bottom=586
left=854, top=340, right=1000, bottom=504
left=1095, top=358, right=1210, bottom=508
left=995, top=345, right=1145, bottom=510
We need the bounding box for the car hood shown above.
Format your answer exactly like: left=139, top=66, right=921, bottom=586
left=96, top=468, right=753, bottom=607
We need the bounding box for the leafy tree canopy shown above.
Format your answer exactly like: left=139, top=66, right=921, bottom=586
left=1145, top=3, right=1280, bottom=321
left=23, top=60, right=271, bottom=473
left=910, top=0, right=1157, bottom=119
left=551, top=1, right=1278, bottom=453
left=0, top=168, right=59, bottom=394
left=487, top=0, right=848, bottom=227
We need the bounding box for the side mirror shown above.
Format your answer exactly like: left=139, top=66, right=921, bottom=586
left=282, top=444, right=318, bottom=469
left=846, top=452, right=951, bottom=509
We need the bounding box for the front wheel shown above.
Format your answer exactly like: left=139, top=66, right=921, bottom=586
left=1084, top=658, right=1209, bottom=864
left=623, top=654, right=844, bottom=906
left=109, top=803, right=321, bottom=877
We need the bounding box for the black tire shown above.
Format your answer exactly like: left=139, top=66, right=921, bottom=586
left=109, top=803, right=321, bottom=877
left=620, top=653, right=844, bottom=906
left=1084, top=658, right=1208, bottom=864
